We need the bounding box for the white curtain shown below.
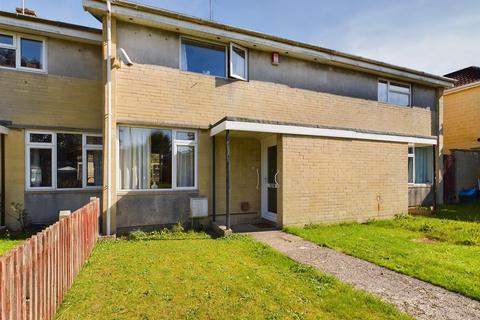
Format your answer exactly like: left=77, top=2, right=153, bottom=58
left=120, top=127, right=151, bottom=189
left=415, top=147, right=433, bottom=184
left=177, top=145, right=194, bottom=187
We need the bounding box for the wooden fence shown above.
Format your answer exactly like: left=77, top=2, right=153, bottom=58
left=0, top=198, right=100, bottom=320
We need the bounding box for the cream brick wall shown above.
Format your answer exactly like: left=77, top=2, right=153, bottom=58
left=115, top=64, right=434, bottom=137
left=280, top=135, right=407, bottom=226
left=444, top=86, right=480, bottom=153
left=0, top=69, right=102, bottom=130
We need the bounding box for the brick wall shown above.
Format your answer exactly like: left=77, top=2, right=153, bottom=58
left=115, top=64, right=434, bottom=137
left=444, top=86, right=480, bottom=153
left=0, top=69, right=102, bottom=129
left=280, top=135, right=407, bottom=226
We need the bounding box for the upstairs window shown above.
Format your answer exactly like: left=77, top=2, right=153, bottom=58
left=230, top=43, right=248, bottom=80
left=378, top=79, right=411, bottom=106
left=0, top=31, right=46, bottom=72
left=0, top=33, right=16, bottom=68
left=180, top=37, right=248, bottom=80
left=181, top=38, right=226, bottom=77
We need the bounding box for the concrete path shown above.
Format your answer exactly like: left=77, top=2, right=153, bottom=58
left=251, top=230, right=480, bottom=320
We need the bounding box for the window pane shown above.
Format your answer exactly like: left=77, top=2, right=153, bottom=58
left=390, top=82, right=410, bottom=94
left=119, top=127, right=172, bottom=190
left=30, top=148, right=52, bottom=187
left=176, top=131, right=195, bottom=141
left=389, top=92, right=409, bottom=106
left=231, top=46, right=246, bottom=79
left=414, top=147, right=433, bottom=184
left=86, top=136, right=103, bottom=145
left=0, top=34, right=13, bottom=45
left=86, top=150, right=103, bottom=187
left=378, top=80, right=388, bottom=102
left=20, top=38, right=43, bottom=69
left=408, top=157, right=413, bottom=184
left=181, top=39, right=226, bottom=77
left=0, top=48, right=15, bottom=68
left=177, top=145, right=194, bottom=187
left=30, top=133, right=52, bottom=143
left=57, top=133, right=82, bottom=188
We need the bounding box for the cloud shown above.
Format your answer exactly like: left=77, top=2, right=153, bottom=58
left=306, top=0, right=480, bottom=75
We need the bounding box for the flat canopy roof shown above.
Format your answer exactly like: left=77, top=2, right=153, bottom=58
left=0, top=125, right=9, bottom=135
left=210, top=117, right=437, bottom=146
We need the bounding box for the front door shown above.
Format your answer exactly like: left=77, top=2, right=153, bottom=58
left=261, top=137, right=278, bottom=222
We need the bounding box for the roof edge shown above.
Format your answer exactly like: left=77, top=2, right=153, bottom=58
left=0, top=10, right=102, bottom=44
left=444, top=81, right=480, bottom=95
left=84, top=0, right=454, bottom=88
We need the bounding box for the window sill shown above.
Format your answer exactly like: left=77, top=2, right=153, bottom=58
left=117, top=189, right=198, bottom=196
left=26, top=188, right=102, bottom=194
left=408, top=183, right=433, bottom=188
left=0, top=65, right=47, bottom=74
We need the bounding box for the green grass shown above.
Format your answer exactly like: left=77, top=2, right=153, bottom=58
left=434, top=201, right=480, bottom=222
left=56, top=234, right=409, bottom=319
left=286, top=204, right=480, bottom=300
left=0, top=234, right=26, bottom=256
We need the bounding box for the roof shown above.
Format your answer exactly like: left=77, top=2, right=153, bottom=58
left=444, top=66, right=480, bottom=87
left=0, top=10, right=102, bottom=44
left=83, top=0, right=454, bottom=88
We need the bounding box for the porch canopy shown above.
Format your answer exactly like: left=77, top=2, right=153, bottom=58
left=209, top=116, right=437, bottom=229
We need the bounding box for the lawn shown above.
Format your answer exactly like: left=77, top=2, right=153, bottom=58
left=0, top=234, right=25, bottom=256
left=286, top=203, right=480, bottom=300
left=55, top=233, right=409, bottom=319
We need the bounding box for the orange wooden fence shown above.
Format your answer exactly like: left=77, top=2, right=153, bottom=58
left=0, top=198, right=100, bottom=320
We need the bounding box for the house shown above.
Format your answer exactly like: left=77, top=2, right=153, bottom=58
left=442, top=67, right=480, bottom=202
left=1, top=1, right=455, bottom=234
left=0, top=10, right=103, bottom=229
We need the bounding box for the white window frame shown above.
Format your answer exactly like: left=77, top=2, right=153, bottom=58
left=408, top=144, right=433, bottom=187
left=229, top=43, right=248, bottom=81
left=180, top=36, right=228, bottom=78
left=83, top=134, right=104, bottom=189
left=25, top=131, right=55, bottom=190
left=117, top=126, right=198, bottom=192
left=0, top=30, right=47, bottom=73
left=378, top=78, right=411, bottom=107
left=25, top=131, right=103, bottom=191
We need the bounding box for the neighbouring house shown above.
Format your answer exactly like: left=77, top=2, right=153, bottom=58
left=0, top=1, right=455, bottom=234
left=442, top=66, right=480, bottom=202
left=0, top=10, right=103, bottom=229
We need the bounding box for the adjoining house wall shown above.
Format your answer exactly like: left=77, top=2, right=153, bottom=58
left=25, top=191, right=102, bottom=226
left=116, top=21, right=438, bottom=111
left=280, top=135, right=407, bottom=226
left=0, top=69, right=102, bottom=130
left=0, top=33, right=103, bottom=230
left=4, top=129, right=25, bottom=229
left=444, top=86, right=480, bottom=153
left=47, top=38, right=102, bottom=80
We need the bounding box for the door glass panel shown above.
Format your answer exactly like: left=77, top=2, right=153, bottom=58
left=267, top=145, right=277, bottom=214
left=57, top=133, right=83, bottom=188
left=267, top=146, right=277, bottom=184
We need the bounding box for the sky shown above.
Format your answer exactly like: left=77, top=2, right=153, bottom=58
left=0, top=0, right=479, bottom=76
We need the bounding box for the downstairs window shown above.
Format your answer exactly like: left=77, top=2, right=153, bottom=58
left=408, top=145, right=433, bottom=185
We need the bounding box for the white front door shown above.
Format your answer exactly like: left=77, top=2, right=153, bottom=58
left=261, top=137, right=278, bottom=222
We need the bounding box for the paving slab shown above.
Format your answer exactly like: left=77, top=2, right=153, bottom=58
left=251, top=230, right=480, bottom=320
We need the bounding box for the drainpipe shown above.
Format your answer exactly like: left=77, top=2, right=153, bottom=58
left=106, top=0, right=112, bottom=235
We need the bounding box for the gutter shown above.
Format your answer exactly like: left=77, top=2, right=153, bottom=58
left=83, top=0, right=455, bottom=88
left=105, top=0, right=112, bottom=235
left=444, top=81, right=480, bottom=95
